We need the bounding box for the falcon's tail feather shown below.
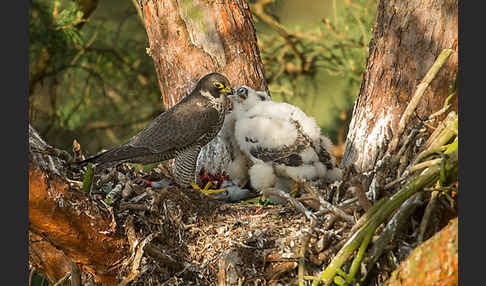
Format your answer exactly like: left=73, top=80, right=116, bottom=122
left=70, top=148, right=115, bottom=169
left=72, top=144, right=149, bottom=170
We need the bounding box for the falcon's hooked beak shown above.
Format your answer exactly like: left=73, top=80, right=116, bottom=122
left=224, top=88, right=235, bottom=111
left=221, top=86, right=234, bottom=96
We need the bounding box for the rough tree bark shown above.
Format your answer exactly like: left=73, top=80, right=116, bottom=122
left=136, top=0, right=268, bottom=175
left=385, top=218, right=458, bottom=286
left=342, top=0, right=458, bottom=173
left=29, top=125, right=127, bottom=285
left=338, top=1, right=458, bottom=283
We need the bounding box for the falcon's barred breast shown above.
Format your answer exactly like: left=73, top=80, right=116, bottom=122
left=78, top=72, right=233, bottom=186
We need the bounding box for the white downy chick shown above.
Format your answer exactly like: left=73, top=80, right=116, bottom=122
left=221, top=86, right=271, bottom=185
left=233, top=87, right=342, bottom=201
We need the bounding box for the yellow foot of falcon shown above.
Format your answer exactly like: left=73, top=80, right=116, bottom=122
left=191, top=181, right=227, bottom=195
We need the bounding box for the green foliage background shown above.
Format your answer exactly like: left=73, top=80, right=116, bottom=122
left=29, top=0, right=377, bottom=155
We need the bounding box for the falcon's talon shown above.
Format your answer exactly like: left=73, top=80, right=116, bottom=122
left=203, top=181, right=213, bottom=192
left=192, top=181, right=226, bottom=195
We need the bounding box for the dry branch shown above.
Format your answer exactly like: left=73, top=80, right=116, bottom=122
left=29, top=232, right=73, bottom=285
left=303, top=184, right=355, bottom=224
left=29, top=166, right=127, bottom=285
left=365, top=193, right=424, bottom=277
left=312, top=149, right=457, bottom=286
left=217, top=249, right=245, bottom=286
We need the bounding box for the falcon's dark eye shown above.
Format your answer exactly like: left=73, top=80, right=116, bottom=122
left=213, top=82, right=224, bottom=89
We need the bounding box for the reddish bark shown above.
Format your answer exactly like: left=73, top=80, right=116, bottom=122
left=139, top=0, right=268, bottom=109
left=137, top=0, right=269, bottom=174
left=29, top=232, right=73, bottom=285
left=29, top=165, right=127, bottom=285
left=385, top=218, right=458, bottom=286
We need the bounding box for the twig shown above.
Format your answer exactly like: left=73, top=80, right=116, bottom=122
left=312, top=150, right=457, bottom=286
left=119, top=202, right=150, bottom=211
left=383, top=176, right=406, bottom=190
left=303, top=183, right=355, bottom=224
left=417, top=189, right=440, bottom=243
left=298, top=220, right=318, bottom=286
left=29, top=267, right=35, bottom=286
left=30, top=146, right=73, bottom=163
left=145, top=244, right=183, bottom=272
left=408, top=158, right=441, bottom=173
left=119, top=233, right=156, bottom=286
left=70, top=261, right=82, bottom=286
left=396, top=127, right=420, bottom=160
left=250, top=0, right=305, bottom=69
left=389, top=49, right=454, bottom=153
left=346, top=226, right=373, bottom=284
left=428, top=91, right=456, bottom=121
left=364, top=192, right=424, bottom=280
left=414, top=112, right=458, bottom=165
left=52, top=272, right=71, bottom=286
left=131, top=0, right=144, bottom=23
left=349, top=197, right=387, bottom=234
left=349, top=184, right=372, bottom=211
left=322, top=214, right=338, bottom=230
left=386, top=112, right=457, bottom=190
left=263, top=187, right=317, bottom=222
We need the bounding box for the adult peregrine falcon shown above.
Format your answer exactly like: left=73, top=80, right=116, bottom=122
left=231, top=86, right=342, bottom=200
left=78, top=72, right=233, bottom=186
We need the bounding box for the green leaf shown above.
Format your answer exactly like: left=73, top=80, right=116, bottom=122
left=82, top=164, right=94, bottom=193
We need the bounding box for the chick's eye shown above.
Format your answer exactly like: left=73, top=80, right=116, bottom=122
left=213, top=82, right=224, bottom=89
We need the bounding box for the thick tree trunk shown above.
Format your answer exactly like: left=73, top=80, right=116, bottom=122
left=136, top=0, right=268, bottom=175
left=338, top=1, right=458, bottom=283
left=342, top=0, right=458, bottom=173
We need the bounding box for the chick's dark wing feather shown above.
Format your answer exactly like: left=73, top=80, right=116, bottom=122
left=249, top=146, right=303, bottom=166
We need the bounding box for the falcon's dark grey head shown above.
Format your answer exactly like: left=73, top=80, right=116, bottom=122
left=196, top=73, right=233, bottom=103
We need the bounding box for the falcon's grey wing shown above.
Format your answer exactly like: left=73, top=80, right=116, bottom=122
left=84, top=95, right=221, bottom=165
left=129, top=94, right=220, bottom=153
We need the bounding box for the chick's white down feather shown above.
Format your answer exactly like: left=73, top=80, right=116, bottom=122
left=223, top=86, right=342, bottom=200
left=248, top=163, right=276, bottom=190
left=222, top=86, right=271, bottom=184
